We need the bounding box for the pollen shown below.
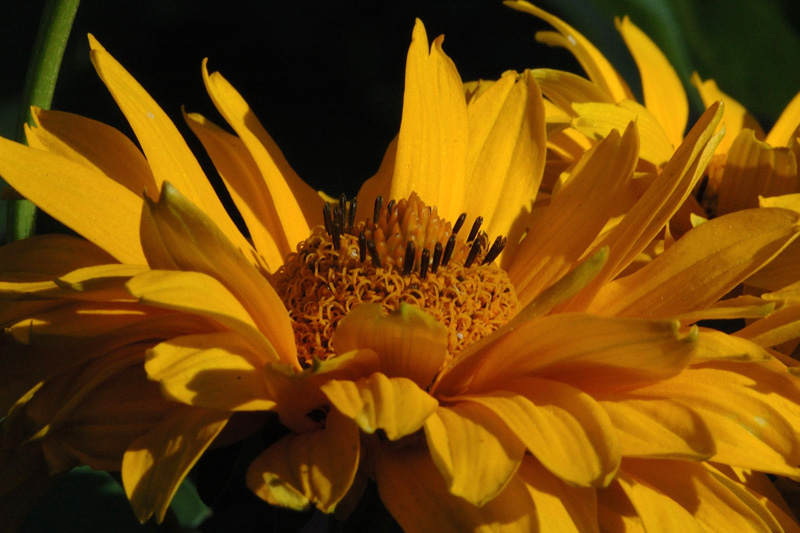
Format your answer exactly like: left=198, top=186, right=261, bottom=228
left=271, top=192, right=520, bottom=363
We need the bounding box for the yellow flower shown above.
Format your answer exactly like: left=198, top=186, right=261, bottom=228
left=2, top=15, right=800, bottom=532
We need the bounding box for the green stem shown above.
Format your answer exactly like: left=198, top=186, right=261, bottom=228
left=5, top=0, right=80, bottom=242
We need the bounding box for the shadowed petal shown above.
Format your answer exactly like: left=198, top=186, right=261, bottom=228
left=692, top=74, right=764, bottom=153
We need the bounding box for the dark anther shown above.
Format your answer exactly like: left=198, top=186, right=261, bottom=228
left=331, top=205, right=342, bottom=249
left=465, top=238, right=482, bottom=268
left=386, top=199, right=396, bottom=221
left=452, top=213, right=467, bottom=235
left=373, top=196, right=383, bottom=225
left=323, top=203, right=333, bottom=236
left=339, top=193, right=348, bottom=223
left=442, top=234, right=456, bottom=266
left=358, top=231, right=367, bottom=262
left=402, top=241, right=416, bottom=276
left=348, top=197, right=357, bottom=231
left=481, top=236, right=506, bottom=265
left=420, top=248, right=430, bottom=279
left=366, top=240, right=382, bottom=268
left=431, top=242, right=443, bottom=273
left=467, top=216, right=483, bottom=243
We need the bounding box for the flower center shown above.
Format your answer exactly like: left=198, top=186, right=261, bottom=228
left=272, top=192, right=520, bottom=364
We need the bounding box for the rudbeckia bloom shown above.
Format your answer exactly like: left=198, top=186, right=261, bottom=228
left=3, top=12, right=800, bottom=533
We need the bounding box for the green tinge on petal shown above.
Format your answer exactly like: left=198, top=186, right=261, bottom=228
left=246, top=409, right=359, bottom=513
left=320, top=372, right=438, bottom=441
left=424, top=403, right=525, bottom=505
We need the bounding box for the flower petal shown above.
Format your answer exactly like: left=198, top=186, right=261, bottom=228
left=691, top=73, right=764, bottom=153
left=332, top=303, right=447, bottom=389
left=25, top=108, right=157, bottom=198
left=320, top=372, right=437, bottom=440
left=122, top=406, right=228, bottom=523
left=693, top=329, right=773, bottom=362
left=0, top=137, right=146, bottom=264
left=767, top=90, right=800, bottom=147
left=736, top=304, right=800, bottom=348
left=183, top=111, right=289, bottom=271
left=389, top=19, right=468, bottom=221
left=376, top=441, right=534, bottom=533
left=0, top=234, right=115, bottom=280
left=589, top=207, right=800, bottom=318
left=201, top=61, right=323, bottom=251
left=246, top=408, right=359, bottom=513
left=505, top=1, right=632, bottom=102
left=424, top=403, right=524, bottom=505
left=88, top=36, right=250, bottom=254
left=145, top=331, right=276, bottom=411
left=532, top=68, right=615, bottom=112
left=140, top=182, right=297, bottom=367
left=616, top=17, right=687, bottom=149
left=455, top=377, right=620, bottom=487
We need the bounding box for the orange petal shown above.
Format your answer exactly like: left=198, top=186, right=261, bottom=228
left=25, top=108, right=157, bottom=199
left=201, top=61, right=323, bottom=250
left=389, top=19, right=468, bottom=222
left=0, top=137, right=146, bottom=264
left=693, top=329, right=772, bottom=362
left=246, top=409, right=359, bottom=513
left=598, top=397, right=715, bottom=460
left=716, top=129, right=799, bottom=215
left=332, top=303, right=447, bottom=389
left=675, top=296, right=776, bottom=323
left=505, top=1, right=632, bottom=102
left=423, top=403, right=524, bottom=505
left=517, top=456, right=600, bottom=533
left=691, top=73, right=764, bottom=153
left=589, top=207, right=800, bottom=318
left=122, top=406, right=228, bottom=523
left=616, top=17, right=687, bottom=148
left=508, top=123, right=637, bottom=304
left=145, top=331, right=276, bottom=411
left=767, top=90, right=800, bottom=147
left=375, top=441, right=535, bottom=533
left=320, top=372, right=437, bottom=440
left=140, top=182, right=297, bottom=367
left=183, top=111, right=290, bottom=270
left=0, top=234, right=114, bottom=280
left=736, top=304, right=800, bottom=348
left=462, top=70, right=546, bottom=265
left=455, top=377, right=620, bottom=487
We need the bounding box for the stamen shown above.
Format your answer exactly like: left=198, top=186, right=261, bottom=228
left=386, top=199, right=396, bottom=221
left=366, top=239, right=382, bottom=268
left=465, top=238, right=482, bottom=267
left=453, top=213, right=467, bottom=235
left=431, top=242, right=443, bottom=273
left=331, top=205, right=342, bottom=250
left=420, top=248, right=430, bottom=279
left=467, top=216, right=483, bottom=243
left=403, top=241, right=416, bottom=276
left=339, top=193, right=347, bottom=226
left=373, top=196, right=383, bottom=225
left=348, top=197, right=357, bottom=231
left=481, top=236, right=506, bottom=265
left=442, top=234, right=456, bottom=267
left=358, top=231, right=367, bottom=262
left=323, top=203, right=333, bottom=236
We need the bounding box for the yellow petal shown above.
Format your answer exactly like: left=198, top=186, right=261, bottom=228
left=675, top=296, right=776, bottom=323
left=126, top=269, right=278, bottom=363
left=693, top=329, right=773, bottom=362
left=589, top=207, right=800, bottom=318
left=532, top=68, right=615, bottom=112
left=616, top=17, right=687, bottom=148
left=717, top=129, right=799, bottom=215
left=87, top=36, right=250, bottom=255
left=0, top=137, right=146, bottom=264
left=462, top=70, right=546, bottom=265
left=691, top=73, right=764, bottom=153
left=621, top=458, right=779, bottom=531
left=332, top=303, right=447, bottom=389
left=598, top=397, right=715, bottom=460
left=389, top=19, right=468, bottom=222
left=123, top=406, right=228, bottom=523
left=145, top=331, right=276, bottom=411
left=423, top=403, right=524, bottom=505
left=183, top=111, right=289, bottom=271
left=375, top=442, right=535, bottom=533
left=25, top=108, right=157, bottom=199
left=505, top=1, right=632, bottom=102
left=736, top=304, right=800, bottom=348
left=245, top=409, right=359, bottom=513
left=0, top=234, right=115, bottom=280
left=518, top=457, right=600, bottom=532
left=508, top=123, right=637, bottom=304
left=201, top=60, right=323, bottom=250
left=767, top=90, right=800, bottom=147
left=457, top=376, right=619, bottom=488
left=320, top=372, right=437, bottom=440
left=571, top=100, right=674, bottom=166
left=140, top=182, right=297, bottom=367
